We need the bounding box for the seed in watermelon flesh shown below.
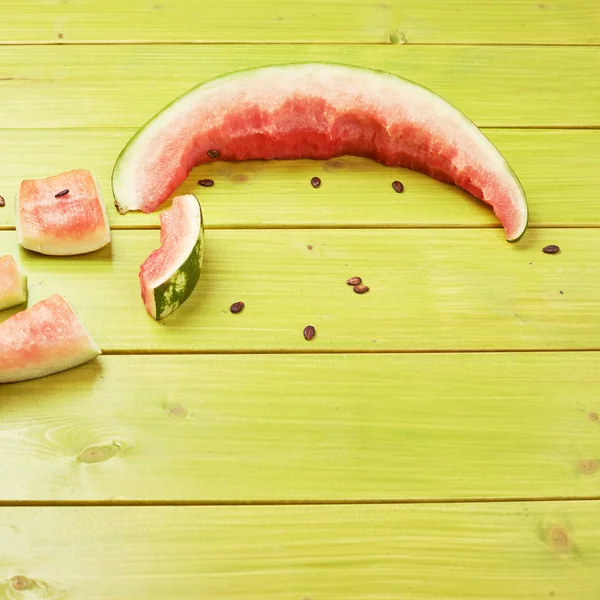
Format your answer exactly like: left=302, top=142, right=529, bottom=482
left=112, top=63, right=528, bottom=242
left=139, top=194, right=204, bottom=320
left=0, top=294, right=101, bottom=384
left=0, top=255, right=27, bottom=311
left=17, top=169, right=111, bottom=256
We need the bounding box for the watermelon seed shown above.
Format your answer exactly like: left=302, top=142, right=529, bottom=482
left=346, top=276, right=362, bottom=286
left=55, top=189, right=69, bottom=198
left=392, top=180, right=404, bottom=193
left=311, top=177, right=321, bottom=189
left=198, top=179, right=214, bottom=187
left=230, top=301, right=245, bottom=314
left=207, top=149, right=220, bottom=159
left=303, top=325, right=316, bottom=341
left=542, top=244, right=560, bottom=254
left=353, top=284, right=370, bottom=294
left=307, top=245, right=313, bottom=250
left=0, top=195, right=5, bottom=207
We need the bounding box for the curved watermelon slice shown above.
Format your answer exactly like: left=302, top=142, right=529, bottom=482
left=17, top=169, right=111, bottom=255
left=0, top=294, right=100, bottom=384
left=0, top=255, right=27, bottom=311
left=113, top=63, right=528, bottom=241
left=139, top=194, right=204, bottom=320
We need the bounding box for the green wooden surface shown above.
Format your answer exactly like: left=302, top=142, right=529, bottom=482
left=1, top=0, right=600, bottom=597
left=1, top=502, right=599, bottom=599
left=1, top=0, right=599, bottom=44
left=1, top=129, right=599, bottom=230
left=1, top=229, right=598, bottom=352
left=1, top=46, right=599, bottom=129
left=1, top=354, right=599, bottom=502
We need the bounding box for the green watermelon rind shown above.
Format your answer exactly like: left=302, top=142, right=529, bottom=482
left=143, top=196, right=205, bottom=321
left=112, top=62, right=528, bottom=242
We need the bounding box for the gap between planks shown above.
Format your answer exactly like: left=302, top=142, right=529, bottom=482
left=3, top=225, right=600, bottom=232
left=99, top=347, right=600, bottom=356
left=1, top=41, right=600, bottom=47
left=2, top=496, right=600, bottom=508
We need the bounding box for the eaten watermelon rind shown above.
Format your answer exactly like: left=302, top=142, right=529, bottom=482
left=112, top=62, right=528, bottom=242
left=139, top=194, right=204, bottom=320
left=0, top=255, right=28, bottom=311
left=0, top=294, right=101, bottom=384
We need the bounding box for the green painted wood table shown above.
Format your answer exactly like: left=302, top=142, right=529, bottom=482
left=1, top=1, right=600, bottom=598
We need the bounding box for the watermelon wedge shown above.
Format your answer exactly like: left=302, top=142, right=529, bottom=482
left=113, top=63, right=528, bottom=242
left=17, top=169, right=111, bottom=255
left=139, top=194, right=204, bottom=320
left=0, top=294, right=101, bottom=384
left=0, top=255, right=27, bottom=311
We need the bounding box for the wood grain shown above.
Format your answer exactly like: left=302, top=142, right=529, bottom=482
left=1, top=129, right=599, bottom=230
left=0, top=502, right=599, bottom=598
left=1, top=46, right=599, bottom=128
left=1, top=0, right=599, bottom=44
left=1, top=228, right=598, bottom=352
left=1, top=353, right=599, bottom=502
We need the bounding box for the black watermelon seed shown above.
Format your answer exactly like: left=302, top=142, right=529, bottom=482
left=0, top=195, right=5, bottom=207
left=311, top=177, right=321, bottom=189
left=392, top=180, right=404, bottom=193
left=346, top=277, right=362, bottom=286
left=353, top=284, right=370, bottom=294
left=207, top=150, right=220, bottom=159
left=303, top=325, right=316, bottom=341
left=198, top=179, right=214, bottom=187
left=542, top=245, right=560, bottom=254
left=230, top=301, right=245, bottom=314
left=55, top=189, right=69, bottom=198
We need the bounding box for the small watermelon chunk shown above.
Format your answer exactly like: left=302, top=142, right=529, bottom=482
left=0, top=255, right=27, bottom=311
left=0, top=294, right=101, bottom=384
left=139, top=194, right=204, bottom=320
left=17, top=169, right=111, bottom=255
left=112, top=63, right=528, bottom=242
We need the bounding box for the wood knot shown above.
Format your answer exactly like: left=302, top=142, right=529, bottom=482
left=166, top=402, right=188, bottom=420
left=230, top=173, right=249, bottom=183
left=7, top=576, right=69, bottom=599
left=323, top=158, right=349, bottom=172
left=77, top=442, right=121, bottom=464
left=547, top=526, right=571, bottom=553
left=577, top=459, right=599, bottom=475
left=10, top=576, right=33, bottom=591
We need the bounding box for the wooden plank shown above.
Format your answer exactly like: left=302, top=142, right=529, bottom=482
left=1, top=353, right=599, bottom=502
left=1, top=0, right=599, bottom=44
left=0, top=502, right=599, bottom=598
left=1, top=228, right=599, bottom=352
left=1, top=129, right=599, bottom=230
left=1, top=46, right=599, bottom=128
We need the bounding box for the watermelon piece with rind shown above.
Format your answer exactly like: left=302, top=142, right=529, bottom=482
left=0, top=294, right=101, bottom=384
left=0, top=255, right=27, bottom=311
left=113, top=63, right=528, bottom=242
left=17, top=169, right=111, bottom=256
left=139, top=194, right=204, bottom=320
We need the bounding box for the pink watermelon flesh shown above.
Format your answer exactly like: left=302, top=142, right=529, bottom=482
left=0, top=294, right=101, bottom=384
left=18, top=169, right=111, bottom=255
left=113, top=63, right=527, bottom=241
left=0, top=255, right=27, bottom=311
